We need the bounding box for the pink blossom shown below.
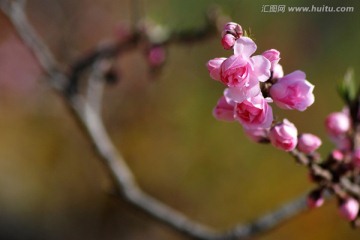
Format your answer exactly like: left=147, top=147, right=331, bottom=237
left=272, top=64, right=284, bottom=79
left=269, top=119, right=298, bottom=151
left=220, top=37, right=266, bottom=86
left=297, top=133, right=322, bottom=154
left=206, top=58, right=226, bottom=81
left=244, top=127, right=269, bottom=143
left=339, top=198, right=359, bottom=221
left=352, top=149, right=360, bottom=168
left=222, top=22, right=243, bottom=38
left=220, top=37, right=271, bottom=103
left=148, top=46, right=166, bottom=67
left=221, top=34, right=236, bottom=50
left=325, top=112, right=351, bottom=136
left=234, top=94, right=273, bottom=129
left=326, top=112, right=351, bottom=150
left=207, top=37, right=271, bottom=103
left=307, top=192, right=324, bottom=209
left=262, top=49, right=280, bottom=70
left=269, top=71, right=315, bottom=111
left=212, top=96, right=235, bottom=122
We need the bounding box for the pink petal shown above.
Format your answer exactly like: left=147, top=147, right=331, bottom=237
left=221, top=34, right=236, bottom=50
left=280, top=70, right=306, bottom=82
left=212, top=96, right=235, bottom=122
left=221, top=55, right=247, bottom=72
left=250, top=55, right=271, bottom=82
left=262, top=49, right=280, bottom=69
left=269, top=83, right=288, bottom=99
left=207, top=57, right=226, bottom=81
left=224, top=84, right=261, bottom=103
left=272, top=64, right=284, bottom=79
left=261, top=103, right=274, bottom=128
left=234, top=37, right=257, bottom=59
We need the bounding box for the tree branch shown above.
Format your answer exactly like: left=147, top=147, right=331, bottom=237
left=290, top=149, right=360, bottom=199
left=0, top=1, right=310, bottom=239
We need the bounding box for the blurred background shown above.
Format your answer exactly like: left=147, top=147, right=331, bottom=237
left=0, top=0, right=360, bottom=239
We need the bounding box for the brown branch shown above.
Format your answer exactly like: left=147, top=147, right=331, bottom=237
left=66, top=35, right=139, bottom=95
left=0, top=1, right=309, bottom=239
left=73, top=95, right=309, bottom=240
left=66, top=5, right=220, bottom=95
left=65, top=18, right=218, bottom=95
left=290, top=149, right=360, bottom=199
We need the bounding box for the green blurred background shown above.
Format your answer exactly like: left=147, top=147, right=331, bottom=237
left=0, top=0, right=360, bottom=239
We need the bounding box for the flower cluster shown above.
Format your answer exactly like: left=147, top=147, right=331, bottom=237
left=207, top=22, right=316, bottom=152
left=207, top=21, right=360, bottom=225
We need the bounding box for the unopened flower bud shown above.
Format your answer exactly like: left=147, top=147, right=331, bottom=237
left=269, top=71, right=314, bottom=111
left=325, top=112, right=351, bottom=136
left=148, top=46, right=166, bottom=67
left=222, top=22, right=243, bottom=38
left=221, top=34, right=236, bottom=50
left=307, top=190, right=324, bottom=209
left=297, top=133, right=322, bottom=154
left=269, top=119, right=298, bottom=151
left=339, top=198, right=359, bottom=221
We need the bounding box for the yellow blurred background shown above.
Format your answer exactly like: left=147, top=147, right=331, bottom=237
left=0, top=0, right=360, bottom=239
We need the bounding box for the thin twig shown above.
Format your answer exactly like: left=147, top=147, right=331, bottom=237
left=0, top=1, right=311, bottom=239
